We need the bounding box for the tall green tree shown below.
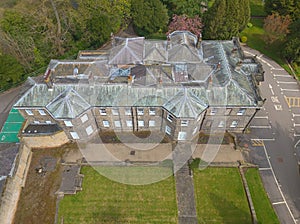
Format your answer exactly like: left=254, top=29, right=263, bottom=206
left=265, top=0, right=300, bottom=21
left=131, top=0, right=169, bottom=36
left=161, top=0, right=208, bottom=17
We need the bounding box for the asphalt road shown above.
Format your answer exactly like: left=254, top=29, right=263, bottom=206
left=243, top=46, right=300, bottom=224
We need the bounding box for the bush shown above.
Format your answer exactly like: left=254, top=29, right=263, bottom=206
left=247, top=22, right=253, bottom=28
left=240, top=36, right=248, bottom=43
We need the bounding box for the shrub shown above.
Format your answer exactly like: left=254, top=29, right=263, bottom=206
left=241, top=36, right=248, bottom=43
left=247, top=22, right=253, bottom=28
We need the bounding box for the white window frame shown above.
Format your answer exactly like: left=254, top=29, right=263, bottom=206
left=138, top=120, right=144, bottom=127
left=70, top=131, right=80, bottom=140
left=181, top=120, right=189, bottom=126
left=149, top=108, right=156, bottom=115
left=100, top=108, right=107, bottom=115
left=137, top=108, right=144, bottom=115
left=103, top=120, right=110, bottom=127
left=167, top=114, right=173, bottom=122
left=125, top=108, right=131, bottom=116
left=112, top=108, right=119, bottom=116
left=45, top=120, right=52, bottom=124
left=33, top=121, right=40, bottom=124
left=178, top=131, right=187, bottom=141
left=114, top=120, right=121, bottom=128
left=210, top=108, right=217, bottom=115
left=230, top=120, right=238, bottom=128
left=193, top=126, right=198, bottom=135
left=218, top=120, right=225, bottom=128
left=81, top=114, right=88, bottom=123
left=237, top=108, right=246, bottom=116
left=38, top=109, right=46, bottom=116
left=25, top=109, right=33, bottom=115
left=64, top=120, right=73, bottom=127
left=126, top=120, right=133, bottom=127
left=86, top=125, right=93, bottom=135
left=165, top=125, right=172, bottom=135
left=149, top=120, right=155, bottom=127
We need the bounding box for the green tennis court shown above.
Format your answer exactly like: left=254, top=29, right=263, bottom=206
left=0, top=108, right=24, bottom=143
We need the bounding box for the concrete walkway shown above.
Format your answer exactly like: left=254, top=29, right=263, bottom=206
left=173, top=143, right=198, bottom=224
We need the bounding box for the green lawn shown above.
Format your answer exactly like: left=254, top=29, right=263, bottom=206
left=193, top=168, right=252, bottom=224
left=245, top=168, right=280, bottom=224
left=58, top=166, right=178, bottom=224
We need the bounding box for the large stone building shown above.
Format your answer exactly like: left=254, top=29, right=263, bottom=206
left=14, top=31, right=264, bottom=142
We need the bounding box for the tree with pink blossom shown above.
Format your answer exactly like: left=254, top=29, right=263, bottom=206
left=167, top=14, right=203, bottom=36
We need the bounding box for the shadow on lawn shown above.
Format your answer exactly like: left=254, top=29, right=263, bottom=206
left=207, top=192, right=252, bottom=224
left=93, top=205, right=122, bottom=223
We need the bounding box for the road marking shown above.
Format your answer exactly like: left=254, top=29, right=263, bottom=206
left=271, top=96, right=280, bottom=103
left=293, top=114, right=300, bottom=117
left=271, top=68, right=285, bottom=71
left=273, top=74, right=290, bottom=77
left=251, top=138, right=275, bottom=141
left=262, top=144, right=297, bottom=223
left=285, top=96, right=300, bottom=108
left=272, top=201, right=285, bottom=205
left=294, top=124, right=300, bottom=127
left=269, top=84, right=274, bottom=95
left=274, top=105, right=282, bottom=110
left=251, top=139, right=264, bottom=146
left=280, top=88, right=300, bottom=92
left=277, top=81, right=298, bottom=84
left=250, top=125, right=272, bottom=129
left=294, top=133, right=300, bottom=137
left=259, top=167, right=271, bottom=171
left=254, top=116, right=269, bottom=119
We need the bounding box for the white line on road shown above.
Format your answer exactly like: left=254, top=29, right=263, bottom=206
left=277, top=81, right=298, bottom=84
left=273, top=74, right=291, bottom=77
left=254, top=116, right=269, bottom=119
left=272, top=201, right=285, bottom=205
left=280, top=88, right=300, bottom=92
left=251, top=138, right=275, bottom=141
left=250, top=125, right=272, bottom=129
left=262, top=144, right=297, bottom=223
left=292, top=114, right=300, bottom=117
left=294, top=133, right=300, bottom=137
left=294, top=124, right=300, bottom=127
left=259, top=167, right=271, bottom=171
left=271, top=68, right=285, bottom=71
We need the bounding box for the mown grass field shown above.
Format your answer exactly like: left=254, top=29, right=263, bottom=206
left=245, top=168, right=280, bottom=224
left=58, top=166, right=178, bottom=224
left=193, top=168, right=252, bottom=224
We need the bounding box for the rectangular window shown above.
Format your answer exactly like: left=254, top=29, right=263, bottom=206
left=193, top=126, right=198, bottom=135
left=112, top=108, right=119, bottom=116
left=218, top=120, right=225, bottom=128
left=64, top=120, right=73, bottom=127
left=45, top=120, right=52, bottom=124
left=181, top=120, right=189, bottom=126
left=149, top=108, right=156, bottom=115
left=103, top=120, right=110, bottom=127
left=70, top=132, right=79, bottom=139
left=25, top=109, right=33, bottom=115
left=237, top=108, right=246, bottom=115
left=149, top=120, right=155, bottom=127
left=230, top=120, right=238, bottom=128
left=210, top=108, right=217, bottom=115
left=125, top=108, right=131, bottom=116
left=99, top=108, right=107, bottom=115
left=114, top=120, right=121, bottom=128
left=137, top=108, right=144, bottom=115
left=165, top=125, right=172, bottom=135
left=138, top=120, right=144, bottom=127
left=86, top=125, right=93, bottom=135
left=167, top=114, right=173, bottom=122
left=205, top=120, right=212, bottom=127
left=33, top=121, right=40, bottom=124
left=126, top=120, right=133, bottom=127
left=81, top=114, right=88, bottom=123
left=38, top=109, right=46, bottom=115
left=178, top=131, right=187, bottom=140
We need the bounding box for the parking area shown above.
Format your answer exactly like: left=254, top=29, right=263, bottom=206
left=0, top=108, right=24, bottom=143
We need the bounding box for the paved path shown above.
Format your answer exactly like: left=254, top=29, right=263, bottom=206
left=242, top=45, right=300, bottom=224
left=173, top=143, right=198, bottom=224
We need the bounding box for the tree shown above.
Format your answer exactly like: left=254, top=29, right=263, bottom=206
left=161, top=0, right=208, bottom=17
left=167, top=14, right=203, bottom=36
left=131, top=0, right=169, bottom=36
left=264, top=0, right=300, bottom=21
left=203, top=0, right=250, bottom=40
left=263, top=13, right=291, bottom=45
left=283, top=37, right=300, bottom=63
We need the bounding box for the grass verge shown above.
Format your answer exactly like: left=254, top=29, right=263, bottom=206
left=193, top=167, right=252, bottom=224
left=58, top=166, right=178, bottom=224
left=245, top=168, right=280, bottom=224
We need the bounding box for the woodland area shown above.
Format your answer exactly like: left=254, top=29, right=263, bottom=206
left=0, top=0, right=298, bottom=92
